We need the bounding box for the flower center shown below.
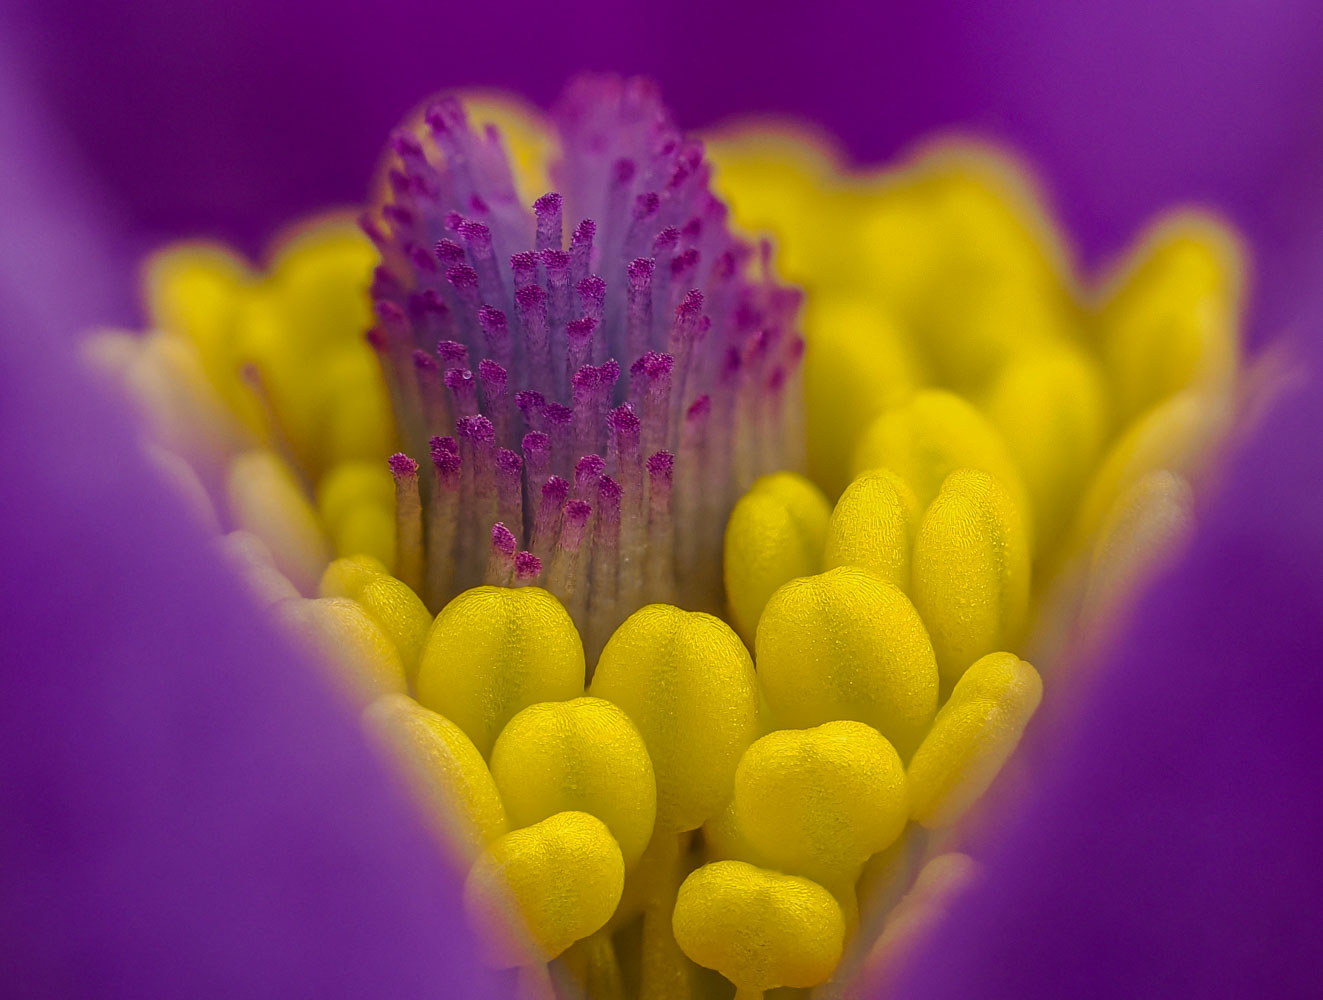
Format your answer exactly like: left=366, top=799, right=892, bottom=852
left=362, top=78, right=803, bottom=655
left=94, top=74, right=1247, bottom=1000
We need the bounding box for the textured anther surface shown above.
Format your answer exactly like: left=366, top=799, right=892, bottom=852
left=755, top=566, right=939, bottom=755
left=672, top=860, right=846, bottom=993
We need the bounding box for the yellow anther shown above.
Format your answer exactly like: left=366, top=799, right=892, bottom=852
left=230, top=221, right=393, bottom=476
left=590, top=605, right=759, bottom=833
left=852, top=178, right=948, bottom=312
left=755, top=566, right=938, bottom=755
left=363, top=694, right=508, bottom=862
left=908, top=652, right=1042, bottom=829
left=918, top=148, right=1068, bottom=297
left=1099, top=214, right=1242, bottom=424
left=1083, top=469, right=1196, bottom=627
left=318, top=557, right=432, bottom=679
left=317, top=463, right=395, bottom=560
left=733, top=721, right=908, bottom=884
left=1073, top=389, right=1231, bottom=551
left=672, top=860, right=846, bottom=995
left=416, top=586, right=585, bottom=758
left=145, top=242, right=250, bottom=348
left=317, top=460, right=395, bottom=533
left=983, top=344, right=1110, bottom=552
left=911, top=469, right=1030, bottom=686
left=309, top=350, right=396, bottom=469
left=274, top=596, right=407, bottom=704
left=143, top=244, right=269, bottom=438
left=464, top=811, right=625, bottom=967
left=723, top=472, right=831, bottom=644
left=227, top=449, right=331, bottom=594
left=822, top=468, right=920, bottom=591
left=800, top=295, right=923, bottom=496
left=317, top=553, right=390, bottom=595
left=489, top=697, right=657, bottom=869
left=215, top=529, right=301, bottom=606
left=263, top=220, right=379, bottom=349
left=852, top=388, right=1032, bottom=541
left=701, top=801, right=775, bottom=871
left=705, top=124, right=843, bottom=288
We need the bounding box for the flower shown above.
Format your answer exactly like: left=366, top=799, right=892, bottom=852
left=4, top=4, right=1323, bottom=999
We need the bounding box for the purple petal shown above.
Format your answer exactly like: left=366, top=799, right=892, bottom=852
left=0, top=54, right=501, bottom=998
left=892, top=292, right=1323, bottom=994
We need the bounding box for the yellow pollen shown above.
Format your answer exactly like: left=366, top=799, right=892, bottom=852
left=98, top=98, right=1249, bottom=998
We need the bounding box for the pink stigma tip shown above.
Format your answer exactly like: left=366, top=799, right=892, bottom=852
left=389, top=453, right=419, bottom=478
left=568, top=316, right=598, bottom=339
left=478, top=358, right=508, bottom=385
left=446, top=264, right=478, bottom=289
left=438, top=340, right=468, bottom=363
left=491, top=522, right=518, bottom=555
left=443, top=368, right=474, bottom=390
left=431, top=442, right=461, bottom=475
left=515, top=284, right=547, bottom=307
left=497, top=448, right=523, bottom=474
left=647, top=451, right=675, bottom=479
left=565, top=498, right=593, bottom=525
left=435, top=239, right=465, bottom=262
left=542, top=476, right=570, bottom=503
left=633, top=192, right=660, bottom=219
left=457, top=415, right=495, bottom=443
left=609, top=403, right=640, bottom=433
left=515, top=551, right=543, bottom=579
left=516, top=390, right=546, bottom=416
left=576, top=454, right=606, bottom=478
left=630, top=351, right=673, bottom=378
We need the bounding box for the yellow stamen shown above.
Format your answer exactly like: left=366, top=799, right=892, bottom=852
left=464, top=811, right=625, bottom=967
left=907, top=652, right=1043, bottom=829
left=722, top=471, right=831, bottom=644
left=911, top=469, right=1031, bottom=686
left=416, top=586, right=584, bottom=758
left=489, top=697, right=657, bottom=870
left=363, top=693, right=508, bottom=861
left=755, top=566, right=938, bottom=755
left=672, top=859, right=846, bottom=997
left=590, top=605, right=759, bottom=834
left=318, top=556, right=431, bottom=680
left=822, top=467, right=920, bottom=590
left=732, top=720, right=908, bottom=887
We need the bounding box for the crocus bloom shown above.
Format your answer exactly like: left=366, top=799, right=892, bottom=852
left=5, top=3, right=1323, bottom=998
left=72, top=66, right=1261, bottom=997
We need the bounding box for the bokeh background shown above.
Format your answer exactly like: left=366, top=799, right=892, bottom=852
left=7, top=0, right=1323, bottom=336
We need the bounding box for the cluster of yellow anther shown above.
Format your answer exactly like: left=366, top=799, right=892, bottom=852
left=93, top=100, right=1244, bottom=1000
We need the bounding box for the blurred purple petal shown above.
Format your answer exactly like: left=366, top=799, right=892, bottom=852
left=0, top=50, right=499, bottom=999
left=6, top=1, right=1323, bottom=316
left=893, top=312, right=1323, bottom=995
